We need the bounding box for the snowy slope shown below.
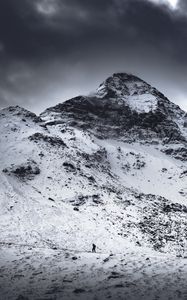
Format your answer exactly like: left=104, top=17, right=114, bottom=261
left=0, top=73, right=187, bottom=299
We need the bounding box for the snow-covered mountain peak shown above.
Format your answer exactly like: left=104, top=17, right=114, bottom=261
left=0, top=105, right=42, bottom=123
left=41, top=73, right=187, bottom=145
left=94, top=72, right=163, bottom=113
left=96, top=73, right=146, bottom=97
left=1, top=105, right=30, bottom=116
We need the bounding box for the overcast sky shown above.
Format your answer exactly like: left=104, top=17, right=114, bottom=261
left=0, top=0, right=187, bottom=113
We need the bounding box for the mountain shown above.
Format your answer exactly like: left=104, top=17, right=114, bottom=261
left=0, top=73, right=187, bottom=300
left=42, top=73, right=187, bottom=143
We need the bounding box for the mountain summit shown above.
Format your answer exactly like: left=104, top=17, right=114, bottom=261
left=95, top=73, right=159, bottom=106
left=41, top=73, right=187, bottom=146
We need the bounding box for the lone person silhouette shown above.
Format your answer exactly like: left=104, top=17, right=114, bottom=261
left=92, top=243, right=96, bottom=253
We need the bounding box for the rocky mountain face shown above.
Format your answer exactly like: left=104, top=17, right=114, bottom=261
left=42, top=73, right=187, bottom=145
left=1, top=73, right=187, bottom=299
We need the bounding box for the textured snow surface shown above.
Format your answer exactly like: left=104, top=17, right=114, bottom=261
left=0, top=245, right=187, bottom=300
left=126, top=94, right=157, bottom=113
left=0, top=74, right=187, bottom=299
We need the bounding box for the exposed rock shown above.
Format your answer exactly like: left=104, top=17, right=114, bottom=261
left=29, top=132, right=67, bottom=148
left=3, top=160, right=40, bottom=181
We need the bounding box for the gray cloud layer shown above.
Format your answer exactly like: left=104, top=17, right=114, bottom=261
left=0, top=0, right=187, bottom=113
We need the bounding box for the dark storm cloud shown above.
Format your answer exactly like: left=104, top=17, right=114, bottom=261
left=0, top=0, right=187, bottom=113
left=0, top=0, right=185, bottom=61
